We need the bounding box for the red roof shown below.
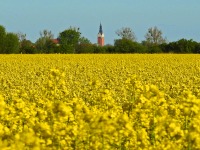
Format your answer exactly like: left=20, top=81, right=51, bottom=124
left=51, top=39, right=59, bottom=44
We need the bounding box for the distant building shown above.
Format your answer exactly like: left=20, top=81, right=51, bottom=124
left=51, top=38, right=60, bottom=46
left=97, top=23, right=104, bottom=46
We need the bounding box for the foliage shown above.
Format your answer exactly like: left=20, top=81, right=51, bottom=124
left=76, top=43, right=94, bottom=53
left=35, top=30, right=54, bottom=53
left=20, top=40, right=37, bottom=54
left=79, top=36, right=91, bottom=44
left=93, top=45, right=107, bottom=53
left=147, top=45, right=162, bottom=53
left=114, top=38, right=146, bottom=53
left=0, top=26, right=20, bottom=53
left=162, top=39, right=199, bottom=53
left=4, top=33, right=20, bottom=54
left=1, top=24, right=200, bottom=54
left=0, top=25, right=6, bottom=53
left=104, top=44, right=115, bottom=53
left=114, top=39, right=134, bottom=53
left=75, top=37, right=92, bottom=53
left=59, top=27, right=81, bottom=53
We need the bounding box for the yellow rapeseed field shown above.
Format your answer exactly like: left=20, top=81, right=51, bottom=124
left=1, top=54, right=200, bottom=149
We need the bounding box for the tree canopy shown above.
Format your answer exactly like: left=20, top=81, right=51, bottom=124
left=0, top=25, right=6, bottom=53
left=0, top=24, right=200, bottom=54
left=144, top=26, right=167, bottom=46
left=116, top=27, right=137, bottom=41
left=59, top=27, right=81, bottom=53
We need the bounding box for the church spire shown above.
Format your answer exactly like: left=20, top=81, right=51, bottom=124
left=97, top=23, right=104, bottom=46
left=99, top=23, right=103, bottom=35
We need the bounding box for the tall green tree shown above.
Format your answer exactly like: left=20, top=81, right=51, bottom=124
left=59, top=27, right=81, bottom=53
left=116, top=27, right=137, bottom=41
left=35, top=29, right=54, bottom=53
left=114, top=39, right=147, bottom=53
left=4, top=33, right=20, bottom=54
left=114, top=39, right=135, bottom=53
left=0, top=25, right=6, bottom=53
left=20, top=40, right=37, bottom=54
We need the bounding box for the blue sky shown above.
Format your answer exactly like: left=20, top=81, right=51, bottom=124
left=0, top=0, right=200, bottom=44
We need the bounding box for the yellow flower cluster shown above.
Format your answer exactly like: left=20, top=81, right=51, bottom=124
left=0, top=54, right=200, bottom=149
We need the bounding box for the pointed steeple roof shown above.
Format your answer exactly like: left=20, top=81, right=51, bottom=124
left=99, top=23, right=103, bottom=35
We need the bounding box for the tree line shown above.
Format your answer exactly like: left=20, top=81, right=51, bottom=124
left=0, top=24, right=200, bottom=54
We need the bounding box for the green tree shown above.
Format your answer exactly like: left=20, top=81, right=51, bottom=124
left=116, top=27, right=136, bottom=41
left=114, top=39, right=147, bottom=53
left=114, top=39, right=133, bottom=53
left=194, top=43, right=200, bottom=53
left=165, top=39, right=198, bottom=53
left=161, top=38, right=200, bottom=53
left=20, top=40, right=37, bottom=54
left=133, top=42, right=147, bottom=53
left=4, top=33, right=20, bottom=54
left=75, top=36, right=92, bottom=53
left=35, top=29, right=54, bottom=53
left=0, top=25, right=6, bottom=53
left=59, top=27, right=81, bottom=53
left=76, top=44, right=94, bottom=53
left=104, top=44, right=115, bottom=53
left=17, top=32, right=37, bottom=53
left=79, top=37, right=91, bottom=44
left=93, top=45, right=107, bottom=53
left=147, top=45, right=162, bottom=53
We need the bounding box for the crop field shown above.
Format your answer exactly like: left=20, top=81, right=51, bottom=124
left=1, top=54, right=200, bottom=149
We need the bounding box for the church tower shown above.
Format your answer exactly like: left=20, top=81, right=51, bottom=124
left=97, top=23, right=104, bottom=46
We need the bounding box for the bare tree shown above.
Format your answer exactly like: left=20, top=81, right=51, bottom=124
left=17, top=32, right=26, bottom=42
left=40, top=29, right=54, bottom=40
left=116, top=27, right=136, bottom=41
left=145, top=26, right=167, bottom=45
